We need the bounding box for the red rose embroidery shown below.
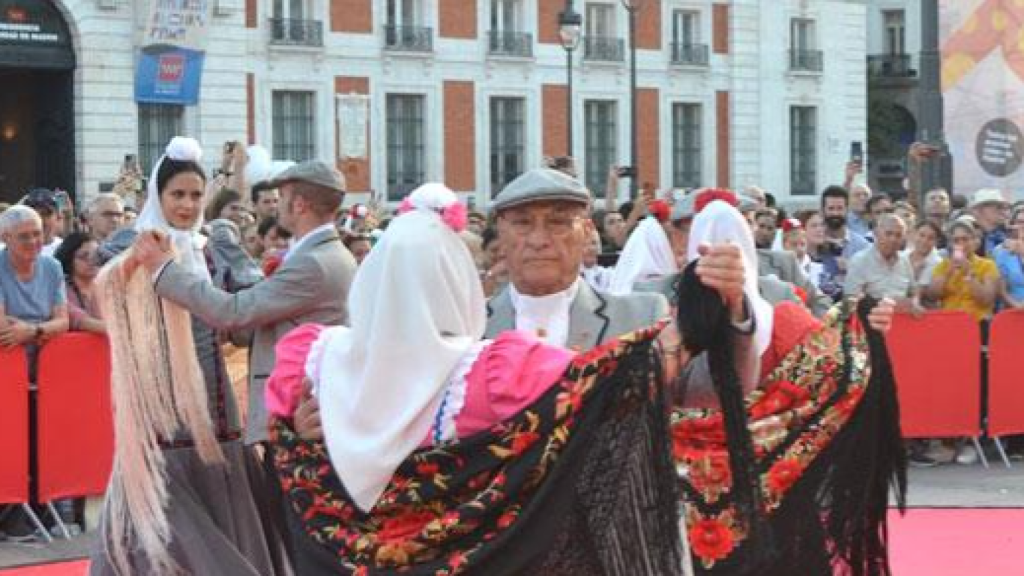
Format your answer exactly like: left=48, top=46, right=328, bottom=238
left=510, top=431, right=540, bottom=456
left=497, top=510, right=517, bottom=529
left=688, top=518, right=736, bottom=562
left=416, top=462, right=439, bottom=477
left=377, top=511, right=436, bottom=545
left=766, top=458, right=804, bottom=495
left=688, top=452, right=732, bottom=502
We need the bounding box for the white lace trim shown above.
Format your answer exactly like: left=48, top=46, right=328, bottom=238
left=432, top=339, right=492, bottom=446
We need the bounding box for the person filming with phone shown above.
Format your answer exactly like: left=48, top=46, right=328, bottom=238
left=926, top=219, right=999, bottom=323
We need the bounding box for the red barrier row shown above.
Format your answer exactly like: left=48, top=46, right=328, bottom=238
left=887, top=309, right=1024, bottom=440
left=0, top=334, right=113, bottom=508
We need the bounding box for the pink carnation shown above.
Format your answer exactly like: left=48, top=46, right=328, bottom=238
left=398, top=197, right=415, bottom=214
left=442, top=202, right=468, bottom=232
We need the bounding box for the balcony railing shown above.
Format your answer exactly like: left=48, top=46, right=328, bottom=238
left=583, top=35, right=625, bottom=62
left=269, top=18, right=323, bottom=47
left=671, top=42, right=709, bottom=66
left=789, top=48, right=823, bottom=72
left=868, top=54, right=916, bottom=78
left=384, top=25, right=433, bottom=52
left=488, top=30, right=533, bottom=57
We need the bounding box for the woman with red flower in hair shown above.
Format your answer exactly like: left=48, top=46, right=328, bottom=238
left=665, top=197, right=906, bottom=576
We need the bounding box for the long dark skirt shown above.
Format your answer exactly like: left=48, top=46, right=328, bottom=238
left=90, top=440, right=292, bottom=576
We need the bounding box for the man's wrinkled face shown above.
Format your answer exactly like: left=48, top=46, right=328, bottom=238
left=850, top=186, right=871, bottom=213
left=497, top=201, right=591, bottom=296
left=975, top=204, right=1009, bottom=229
left=874, top=219, right=906, bottom=258
left=2, top=219, right=43, bottom=262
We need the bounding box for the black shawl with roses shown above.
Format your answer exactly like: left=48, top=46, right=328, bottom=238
left=270, top=324, right=686, bottom=576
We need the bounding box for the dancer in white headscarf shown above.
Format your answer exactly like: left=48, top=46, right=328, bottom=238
left=607, top=216, right=680, bottom=295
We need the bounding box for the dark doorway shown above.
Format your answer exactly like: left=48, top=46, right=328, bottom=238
left=0, top=0, right=76, bottom=205
left=0, top=69, right=74, bottom=203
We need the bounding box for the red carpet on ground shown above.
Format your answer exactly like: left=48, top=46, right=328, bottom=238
left=0, top=509, right=1021, bottom=575
left=889, top=508, right=1024, bottom=575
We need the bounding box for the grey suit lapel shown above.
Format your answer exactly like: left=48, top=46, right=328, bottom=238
left=567, top=283, right=610, bottom=351
left=485, top=287, right=515, bottom=337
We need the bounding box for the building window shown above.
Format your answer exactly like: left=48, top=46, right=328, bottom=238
left=584, top=100, right=617, bottom=194
left=789, top=18, right=821, bottom=71
left=790, top=106, right=817, bottom=196
left=386, top=94, right=426, bottom=201
left=270, top=0, right=322, bottom=45
left=488, top=0, right=531, bottom=56
left=272, top=91, right=315, bottom=162
left=138, top=104, right=183, bottom=174
left=671, top=10, right=708, bottom=65
left=584, top=3, right=623, bottom=61
left=672, top=103, right=702, bottom=189
left=384, top=0, right=432, bottom=51
left=489, top=97, right=525, bottom=195
left=883, top=10, right=905, bottom=55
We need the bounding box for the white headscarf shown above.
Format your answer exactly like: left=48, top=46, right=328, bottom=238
left=134, top=136, right=211, bottom=282
left=686, top=200, right=773, bottom=356
left=308, top=183, right=486, bottom=512
left=607, top=216, right=680, bottom=295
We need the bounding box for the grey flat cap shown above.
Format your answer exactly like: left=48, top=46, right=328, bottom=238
left=491, top=168, right=591, bottom=212
left=670, top=189, right=758, bottom=222
left=267, top=160, right=346, bottom=194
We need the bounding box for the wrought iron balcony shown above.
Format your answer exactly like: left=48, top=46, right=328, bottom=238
left=268, top=18, right=323, bottom=47
left=488, top=30, right=533, bottom=57
left=868, top=54, right=916, bottom=78
left=583, top=35, right=625, bottom=62
left=789, top=48, right=823, bottom=72
left=671, top=42, right=709, bottom=66
left=384, top=25, right=434, bottom=52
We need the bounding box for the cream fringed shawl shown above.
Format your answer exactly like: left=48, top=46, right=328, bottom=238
left=95, top=253, right=224, bottom=576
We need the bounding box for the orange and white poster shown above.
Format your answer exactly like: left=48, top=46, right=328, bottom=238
left=942, top=0, right=1024, bottom=198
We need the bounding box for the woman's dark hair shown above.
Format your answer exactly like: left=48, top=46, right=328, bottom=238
left=675, top=261, right=772, bottom=570
left=204, top=187, right=242, bottom=222
left=915, top=220, right=944, bottom=242
left=53, top=231, right=96, bottom=278
left=257, top=216, right=292, bottom=240
left=156, top=157, right=207, bottom=196
left=481, top=226, right=499, bottom=251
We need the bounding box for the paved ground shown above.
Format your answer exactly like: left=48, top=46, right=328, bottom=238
left=2, top=460, right=1023, bottom=569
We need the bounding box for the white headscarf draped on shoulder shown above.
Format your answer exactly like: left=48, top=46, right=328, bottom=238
left=686, top=199, right=773, bottom=356
left=135, top=136, right=211, bottom=282
left=607, top=216, right=679, bottom=295
left=307, top=183, right=485, bottom=512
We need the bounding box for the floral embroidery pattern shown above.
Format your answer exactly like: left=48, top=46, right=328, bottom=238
left=673, top=307, right=872, bottom=569
left=271, top=323, right=667, bottom=574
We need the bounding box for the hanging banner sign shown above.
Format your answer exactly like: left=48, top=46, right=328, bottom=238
left=144, top=0, right=214, bottom=50
left=337, top=94, right=370, bottom=160
left=135, top=47, right=205, bottom=105
left=941, top=0, right=1024, bottom=198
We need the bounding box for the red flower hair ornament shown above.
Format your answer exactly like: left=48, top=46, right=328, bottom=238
left=648, top=199, right=671, bottom=223
left=781, top=218, right=803, bottom=233
left=694, top=189, right=740, bottom=215
left=397, top=183, right=468, bottom=233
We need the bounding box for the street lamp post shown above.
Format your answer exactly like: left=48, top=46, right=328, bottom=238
left=559, top=1, right=582, bottom=160
left=621, top=0, right=644, bottom=199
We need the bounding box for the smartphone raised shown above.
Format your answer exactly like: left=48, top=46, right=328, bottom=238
left=850, top=141, right=864, bottom=165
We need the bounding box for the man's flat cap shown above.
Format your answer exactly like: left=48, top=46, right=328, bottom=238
left=491, top=168, right=591, bottom=212
left=267, top=160, right=346, bottom=194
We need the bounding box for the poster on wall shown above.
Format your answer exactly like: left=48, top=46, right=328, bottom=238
left=941, top=0, right=1024, bottom=199
left=337, top=94, right=370, bottom=160
left=144, top=0, right=214, bottom=50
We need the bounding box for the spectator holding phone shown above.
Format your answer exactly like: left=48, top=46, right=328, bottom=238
left=926, top=219, right=999, bottom=322
left=995, top=205, right=1024, bottom=310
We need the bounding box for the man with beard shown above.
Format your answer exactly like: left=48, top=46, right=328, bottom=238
left=818, top=185, right=870, bottom=301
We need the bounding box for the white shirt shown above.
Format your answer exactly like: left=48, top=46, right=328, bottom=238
left=41, top=237, right=62, bottom=257
left=509, top=280, right=581, bottom=348
left=283, top=223, right=336, bottom=263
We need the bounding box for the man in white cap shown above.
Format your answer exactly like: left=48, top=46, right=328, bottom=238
left=971, top=188, right=1011, bottom=257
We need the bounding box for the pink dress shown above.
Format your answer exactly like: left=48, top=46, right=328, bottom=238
left=265, top=325, right=575, bottom=443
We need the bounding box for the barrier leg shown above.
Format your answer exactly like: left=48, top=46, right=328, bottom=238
left=20, top=503, right=52, bottom=543
left=993, top=437, right=1013, bottom=469
left=972, top=436, right=990, bottom=469
left=45, top=502, right=71, bottom=539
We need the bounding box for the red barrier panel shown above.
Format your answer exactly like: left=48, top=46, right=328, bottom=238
left=886, top=311, right=981, bottom=438
left=36, top=333, right=114, bottom=502
left=0, top=346, right=29, bottom=504
left=988, top=310, right=1024, bottom=437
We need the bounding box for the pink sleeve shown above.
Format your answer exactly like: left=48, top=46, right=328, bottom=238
left=265, top=324, right=325, bottom=419
left=458, top=331, right=574, bottom=435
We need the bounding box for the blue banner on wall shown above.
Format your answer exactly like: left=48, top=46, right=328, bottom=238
left=135, top=47, right=205, bottom=105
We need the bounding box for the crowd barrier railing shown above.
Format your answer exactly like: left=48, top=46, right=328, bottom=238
left=987, top=310, right=1024, bottom=463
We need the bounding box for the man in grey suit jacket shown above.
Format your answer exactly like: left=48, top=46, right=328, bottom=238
left=757, top=248, right=832, bottom=317
left=134, top=161, right=357, bottom=444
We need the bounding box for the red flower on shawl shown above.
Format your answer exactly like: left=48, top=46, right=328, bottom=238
left=377, top=511, right=436, bottom=545
left=649, top=199, right=671, bottom=223
left=448, top=551, right=469, bottom=570
left=688, top=518, right=736, bottom=562
left=750, top=380, right=811, bottom=420
left=416, top=462, right=440, bottom=477
left=694, top=189, right=739, bottom=214
left=688, top=452, right=733, bottom=501
left=510, top=431, right=540, bottom=456
left=766, top=458, right=804, bottom=495
left=353, top=567, right=369, bottom=576
left=497, top=510, right=518, bottom=529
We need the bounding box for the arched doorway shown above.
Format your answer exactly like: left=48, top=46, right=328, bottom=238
left=0, top=0, right=75, bottom=204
